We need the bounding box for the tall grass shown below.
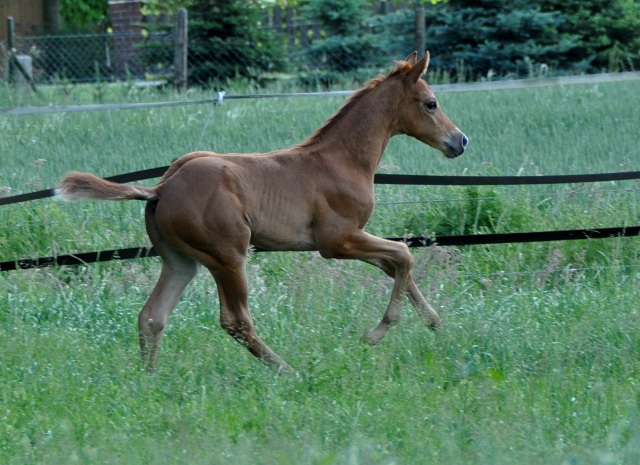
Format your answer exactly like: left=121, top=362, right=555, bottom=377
left=1, top=78, right=640, bottom=463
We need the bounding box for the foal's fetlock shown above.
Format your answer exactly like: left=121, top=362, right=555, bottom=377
left=362, top=325, right=388, bottom=345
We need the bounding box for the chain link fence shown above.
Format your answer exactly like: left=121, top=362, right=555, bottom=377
left=1, top=32, right=148, bottom=84
left=0, top=6, right=588, bottom=88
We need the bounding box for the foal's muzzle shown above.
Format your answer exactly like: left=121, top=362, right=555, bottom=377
left=445, top=132, right=468, bottom=158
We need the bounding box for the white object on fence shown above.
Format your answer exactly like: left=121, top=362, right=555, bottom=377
left=14, top=55, right=33, bottom=86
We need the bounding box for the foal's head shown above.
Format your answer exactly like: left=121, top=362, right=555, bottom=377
left=394, top=52, right=468, bottom=159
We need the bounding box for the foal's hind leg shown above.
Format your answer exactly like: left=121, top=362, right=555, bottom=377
left=140, top=200, right=198, bottom=371
left=363, top=258, right=442, bottom=328
left=189, top=220, right=295, bottom=374
left=138, top=249, right=198, bottom=371
left=207, top=260, right=296, bottom=375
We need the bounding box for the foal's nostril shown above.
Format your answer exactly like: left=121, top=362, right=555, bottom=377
left=461, top=134, right=468, bottom=148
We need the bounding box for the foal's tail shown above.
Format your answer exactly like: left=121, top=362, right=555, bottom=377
left=56, top=171, right=158, bottom=202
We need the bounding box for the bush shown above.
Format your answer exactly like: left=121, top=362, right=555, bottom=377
left=188, top=0, right=286, bottom=83
left=402, top=186, right=533, bottom=237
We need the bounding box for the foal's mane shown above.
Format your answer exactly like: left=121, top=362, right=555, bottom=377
left=298, top=61, right=413, bottom=148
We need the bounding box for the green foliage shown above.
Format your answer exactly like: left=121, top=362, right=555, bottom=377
left=401, top=186, right=533, bottom=237
left=423, top=0, right=640, bottom=79
left=188, top=0, right=287, bottom=81
left=60, top=0, right=109, bottom=33
left=301, top=0, right=389, bottom=73
left=301, top=34, right=385, bottom=72
left=141, top=0, right=194, bottom=15
left=423, top=0, right=579, bottom=79
left=539, top=0, right=640, bottom=72
left=304, top=0, right=367, bottom=36
left=32, top=35, right=113, bottom=83
left=140, top=0, right=286, bottom=85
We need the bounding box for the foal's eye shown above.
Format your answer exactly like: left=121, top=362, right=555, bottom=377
left=425, top=101, right=437, bottom=111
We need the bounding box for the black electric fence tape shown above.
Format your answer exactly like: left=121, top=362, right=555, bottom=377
left=0, top=247, right=158, bottom=272
left=2, top=226, right=638, bottom=273
left=2, top=168, right=640, bottom=207
left=373, top=171, right=640, bottom=186
left=2, top=166, right=639, bottom=271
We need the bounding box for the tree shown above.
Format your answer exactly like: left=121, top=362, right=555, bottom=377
left=60, top=0, right=109, bottom=32
left=304, top=0, right=366, bottom=36
left=423, top=0, right=581, bottom=79
left=140, top=0, right=286, bottom=85
left=421, top=0, right=640, bottom=78
left=301, top=0, right=385, bottom=72
left=538, top=0, right=640, bottom=72
left=187, top=0, right=286, bottom=83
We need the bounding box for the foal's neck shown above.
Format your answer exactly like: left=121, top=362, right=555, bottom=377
left=313, top=79, right=403, bottom=179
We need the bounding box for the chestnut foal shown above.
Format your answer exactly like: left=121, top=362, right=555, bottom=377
left=57, top=52, right=467, bottom=374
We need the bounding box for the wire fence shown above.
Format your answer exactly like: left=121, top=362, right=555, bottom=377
left=0, top=4, right=579, bottom=87
left=1, top=33, right=139, bottom=84
left=1, top=28, right=409, bottom=86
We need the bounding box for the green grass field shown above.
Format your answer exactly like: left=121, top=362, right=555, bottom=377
left=1, top=77, right=640, bottom=464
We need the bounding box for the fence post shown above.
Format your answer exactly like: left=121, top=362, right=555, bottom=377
left=312, top=22, right=321, bottom=41
left=7, top=17, right=15, bottom=85
left=273, top=6, right=282, bottom=31
left=174, top=8, right=188, bottom=91
left=262, top=10, right=271, bottom=28
left=43, top=0, right=61, bottom=33
left=414, top=2, right=426, bottom=59
left=285, top=7, right=295, bottom=52
left=300, top=23, right=310, bottom=49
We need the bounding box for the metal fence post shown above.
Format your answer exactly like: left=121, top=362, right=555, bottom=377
left=7, top=17, right=15, bottom=85
left=174, top=8, right=188, bottom=91
left=273, top=6, right=282, bottom=31
left=285, top=7, right=295, bottom=52
left=414, top=3, right=426, bottom=59
left=43, top=0, right=61, bottom=33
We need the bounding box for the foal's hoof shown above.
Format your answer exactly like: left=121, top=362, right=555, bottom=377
left=362, top=326, right=386, bottom=345
left=422, top=311, right=443, bottom=330
left=275, top=364, right=300, bottom=378
left=428, top=316, right=443, bottom=330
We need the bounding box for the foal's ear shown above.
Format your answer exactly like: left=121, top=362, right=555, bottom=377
left=405, top=51, right=418, bottom=66
left=406, top=51, right=430, bottom=84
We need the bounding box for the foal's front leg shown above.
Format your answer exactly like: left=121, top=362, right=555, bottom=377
left=327, top=230, right=416, bottom=345
left=406, top=274, right=442, bottom=328
left=363, top=257, right=442, bottom=329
